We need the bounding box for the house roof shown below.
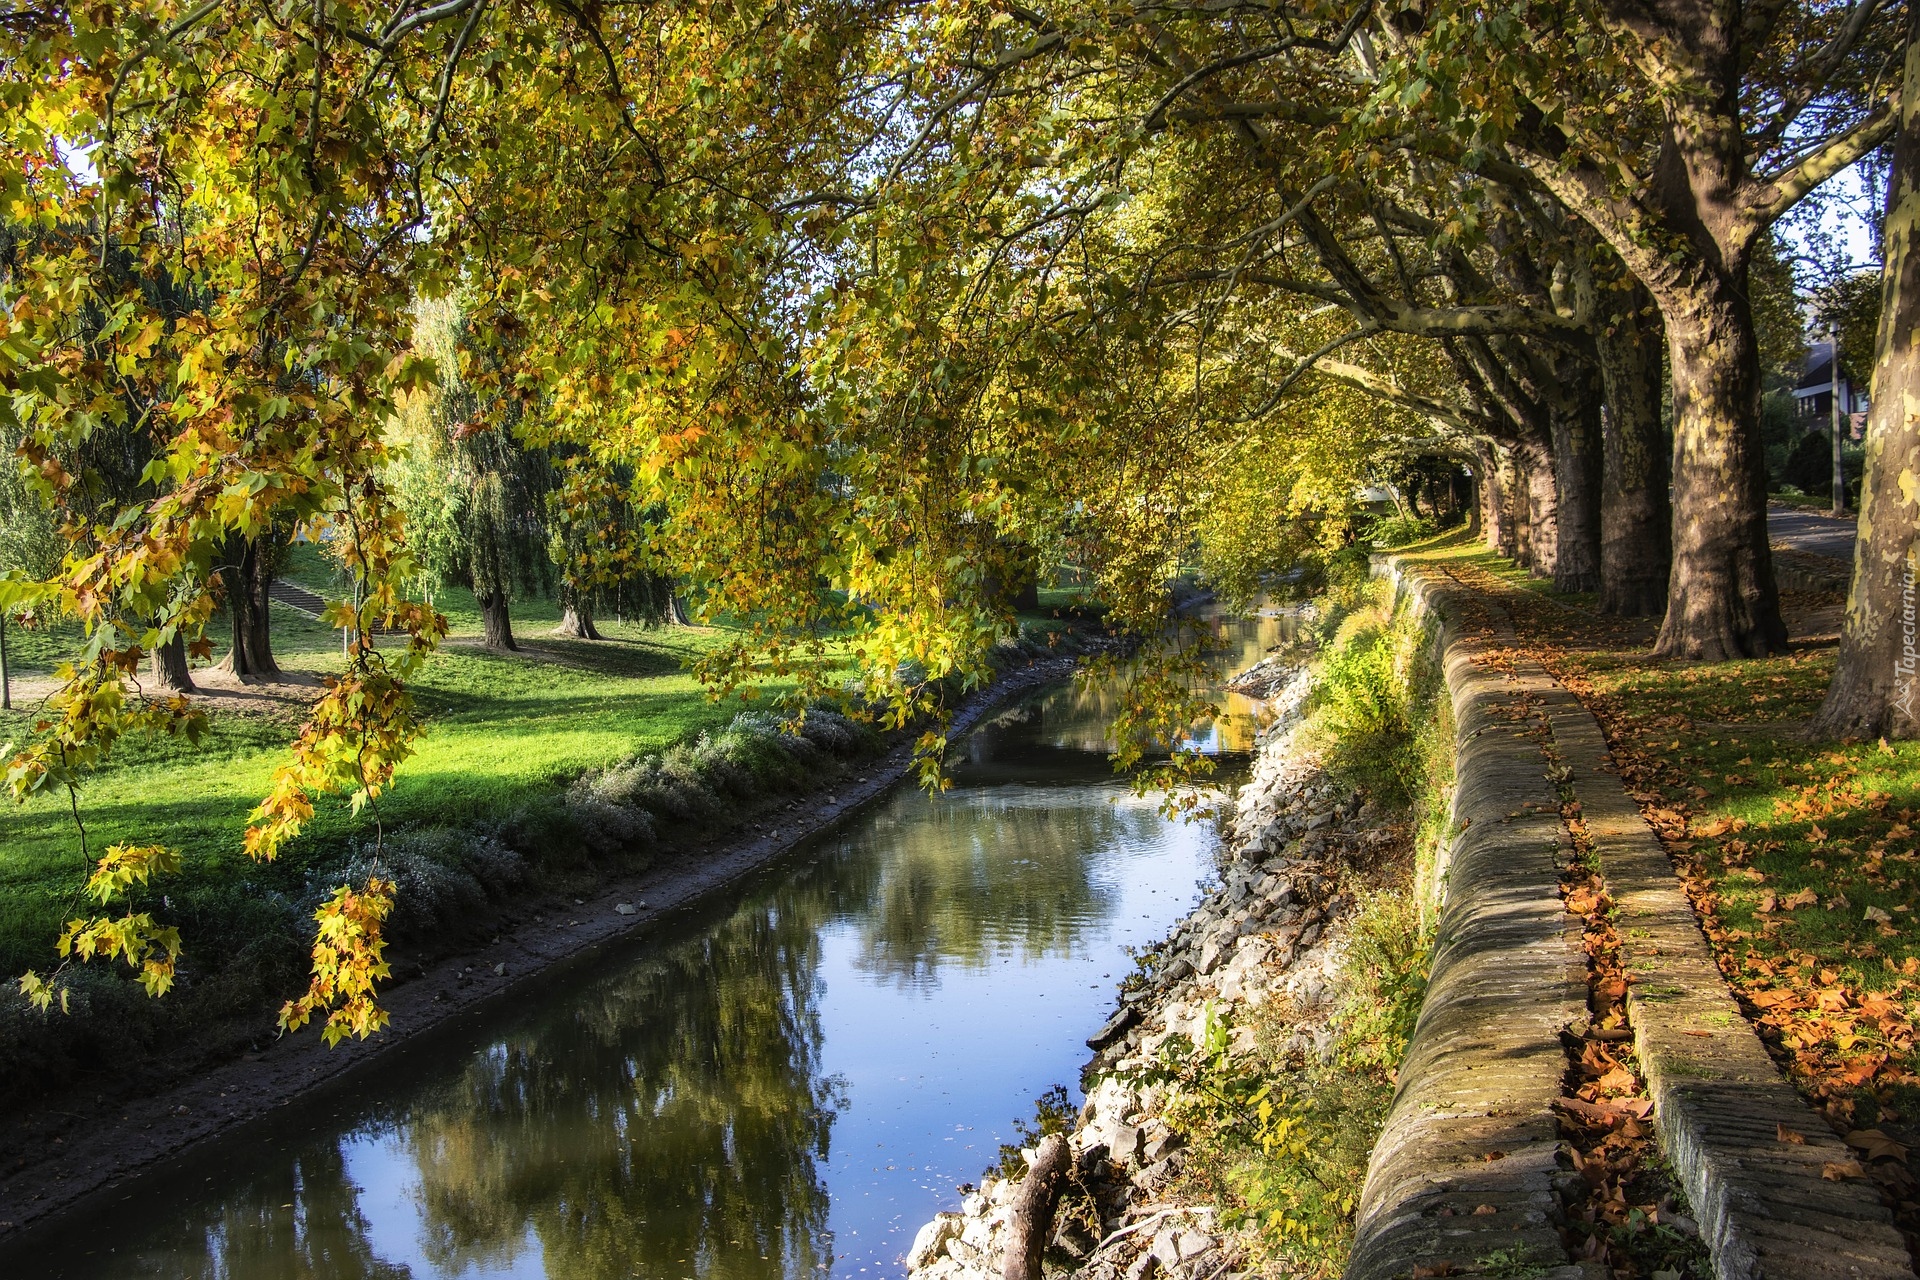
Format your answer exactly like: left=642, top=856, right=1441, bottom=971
left=1796, top=340, right=1838, bottom=393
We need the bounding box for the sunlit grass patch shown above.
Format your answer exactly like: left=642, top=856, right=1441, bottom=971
left=0, top=624, right=819, bottom=979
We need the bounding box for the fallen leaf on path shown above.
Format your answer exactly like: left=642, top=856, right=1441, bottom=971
left=1823, top=1160, right=1868, bottom=1181
left=1845, top=1129, right=1911, bottom=1163
left=1777, top=1123, right=1806, bottom=1144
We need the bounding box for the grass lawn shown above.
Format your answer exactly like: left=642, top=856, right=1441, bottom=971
left=0, top=593, right=827, bottom=982
left=0, top=556, right=1093, bottom=985
left=1395, top=529, right=1920, bottom=1137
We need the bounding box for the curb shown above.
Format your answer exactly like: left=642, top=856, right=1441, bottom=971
left=1546, top=689, right=1910, bottom=1278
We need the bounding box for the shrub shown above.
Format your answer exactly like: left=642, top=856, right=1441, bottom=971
left=332, top=841, right=489, bottom=942
left=797, top=706, right=873, bottom=756
left=1369, top=513, right=1435, bottom=549
left=1312, top=626, right=1415, bottom=806
left=1332, top=888, right=1431, bottom=1071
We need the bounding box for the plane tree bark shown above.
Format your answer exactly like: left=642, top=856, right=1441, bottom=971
left=1595, top=284, right=1673, bottom=616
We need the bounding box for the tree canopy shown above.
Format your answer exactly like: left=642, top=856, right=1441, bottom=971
left=4, top=0, right=1915, bottom=1037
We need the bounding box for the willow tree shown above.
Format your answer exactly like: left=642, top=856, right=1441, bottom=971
left=396, top=302, right=556, bottom=653
left=544, top=457, right=677, bottom=640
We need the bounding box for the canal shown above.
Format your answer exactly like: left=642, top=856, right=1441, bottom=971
left=9, top=612, right=1295, bottom=1280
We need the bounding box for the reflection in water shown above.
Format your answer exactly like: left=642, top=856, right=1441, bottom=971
left=847, top=791, right=1123, bottom=986
left=1015, top=607, right=1302, bottom=758
left=10, top=667, right=1241, bottom=1280
left=398, top=898, right=837, bottom=1280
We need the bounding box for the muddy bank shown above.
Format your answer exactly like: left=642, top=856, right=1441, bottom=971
left=0, top=654, right=1080, bottom=1241
left=904, top=664, right=1398, bottom=1280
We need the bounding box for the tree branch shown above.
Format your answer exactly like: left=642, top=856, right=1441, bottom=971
left=1752, top=94, right=1901, bottom=226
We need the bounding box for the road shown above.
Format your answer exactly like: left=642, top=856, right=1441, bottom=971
left=1768, top=501, right=1858, bottom=561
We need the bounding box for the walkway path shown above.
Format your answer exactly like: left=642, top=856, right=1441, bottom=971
left=1769, top=502, right=1858, bottom=562
left=1348, top=557, right=1911, bottom=1280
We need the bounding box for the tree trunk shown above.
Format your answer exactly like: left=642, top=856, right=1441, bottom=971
left=478, top=589, right=518, bottom=651
left=150, top=629, right=196, bottom=694
left=1814, top=16, right=1920, bottom=738
left=1475, top=443, right=1506, bottom=551
left=553, top=600, right=603, bottom=639
left=1, top=611, right=10, bottom=711
left=247, top=551, right=280, bottom=679
left=1001, top=1133, right=1071, bottom=1280
left=1652, top=279, right=1788, bottom=660
left=216, top=537, right=282, bottom=681
left=1597, top=290, right=1674, bottom=616
left=1516, top=439, right=1559, bottom=579
left=667, top=594, right=692, bottom=626
left=1548, top=358, right=1604, bottom=594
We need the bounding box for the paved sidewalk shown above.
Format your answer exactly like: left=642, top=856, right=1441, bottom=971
left=1769, top=502, right=1858, bottom=562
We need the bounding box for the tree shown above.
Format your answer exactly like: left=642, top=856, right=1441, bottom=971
left=393, top=302, right=557, bottom=653
left=212, top=528, right=289, bottom=683
left=1815, top=9, right=1920, bottom=739
left=0, top=433, right=61, bottom=710
left=545, top=457, right=678, bottom=640
left=1398, top=0, right=1902, bottom=657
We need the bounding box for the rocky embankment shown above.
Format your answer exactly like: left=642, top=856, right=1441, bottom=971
left=906, top=665, right=1392, bottom=1280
